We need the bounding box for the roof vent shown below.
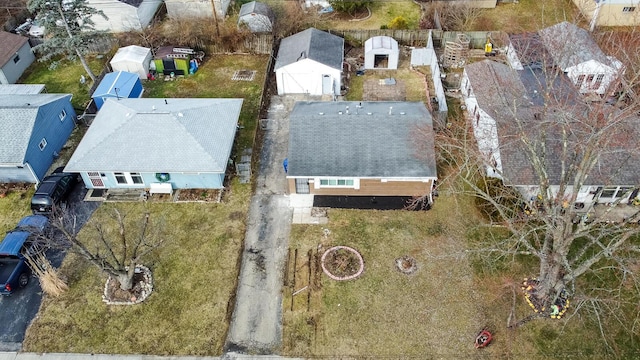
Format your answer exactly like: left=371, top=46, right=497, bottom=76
left=152, top=105, right=156, bottom=111
left=318, top=112, right=324, bottom=115
left=338, top=111, right=343, bottom=115
left=400, top=112, right=406, bottom=115
left=389, top=106, right=393, bottom=115
left=367, top=112, right=372, bottom=115
left=178, top=112, right=184, bottom=117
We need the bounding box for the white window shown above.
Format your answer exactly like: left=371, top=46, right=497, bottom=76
left=38, top=138, right=47, bottom=151
left=114, top=172, right=127, bottom=184
left=114, top=172, right=145, bottom=186
left=592, top=74, right=604, bottom=89
left=623, top=7, right=636, bottom=12
left=59, top=109, right=66, bottom=121
left=599, top=186, right=633, bottom=203
left=318, top=178, right=356, bottom=188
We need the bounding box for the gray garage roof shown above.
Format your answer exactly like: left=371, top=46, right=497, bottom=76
left=0, top=94, right=72, bottom=164
left=274, top=28, right=344, bottom=71
left=239, top=1, right=273, bottom=19
left=65, top=98, right=243, bottom=173
left=287, top=101, right=436, bottom=178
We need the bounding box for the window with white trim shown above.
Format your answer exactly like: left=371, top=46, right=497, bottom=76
left=320, top=178, right=355, bottom=187
left=59, top=109, right=66, bottom=121
left=13, top=54, right=20, bottom=64
left=592, top=74, right=604, bottom=89
left=130, top=172, right=143, bottom=184
left=114, top=172, right=127, bottom=184
left=623, top=7, right=636, bottom=12
left=38, top=138, right=47, bottom=151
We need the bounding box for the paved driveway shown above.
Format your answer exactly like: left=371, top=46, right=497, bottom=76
left=0, top=183, right=100, bottom=351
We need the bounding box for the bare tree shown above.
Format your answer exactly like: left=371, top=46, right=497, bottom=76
left=429, top=23, right=640, bottom=329
left=424, top=1, right=485, bottom=31
left=48, top=204, right=165, bottom=291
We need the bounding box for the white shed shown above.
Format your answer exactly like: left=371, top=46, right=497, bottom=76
left=274, top=28, right=344, bottom=96
left=364, top=36, right=399, bottom=70
left=110, top=45, right=152, bottom=80
left=238, top=1, right=274, bottom=33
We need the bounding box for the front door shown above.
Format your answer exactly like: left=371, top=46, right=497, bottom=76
left=322, top=74, right=333, bottom=95
left=295, top=178, right=310, bottom=194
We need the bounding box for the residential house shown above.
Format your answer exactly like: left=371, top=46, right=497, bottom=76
left=572, top=0, right=640, bottom=28
left=364, top=36, right=399, bottom=70
left=92, top=71, right=143, bottom=110
left=0, top=84, right=46, bottom=94
left=274, top=28, right=344, bottom=96
left=165, top=0, right=230, bottom=19
left=0, top=94, right=75, bottom=183
left=461, top=59, right=640, bottom=208
left=0, top=32, right=35, bottom=85
left=87, top=0, right=163, bottom=32
left=286, top=101, right=437, bottom=208
left=507, top=22, right=624, bottom=96
left=64, top=98, right=243, bottom=192
left=238, top=1, right=274, bottom=33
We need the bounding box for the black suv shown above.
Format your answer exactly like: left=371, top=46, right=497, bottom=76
left=31, top=168, right=79, bottom=215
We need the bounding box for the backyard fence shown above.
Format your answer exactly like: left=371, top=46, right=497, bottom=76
left=208, top=34, right=274, bottom=54
left=328, top=29, right=507, bottom=50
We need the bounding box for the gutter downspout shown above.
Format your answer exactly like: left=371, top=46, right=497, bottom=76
left=590, top=0, right=603, bottom=32
left=26, top=163, right=39, bottom=187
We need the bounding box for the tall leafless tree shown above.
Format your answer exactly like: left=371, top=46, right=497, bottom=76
left=429, top=24, right=640, bottom=329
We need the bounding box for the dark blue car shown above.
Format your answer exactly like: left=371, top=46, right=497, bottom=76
left=0, top=215, right=49, bottom=295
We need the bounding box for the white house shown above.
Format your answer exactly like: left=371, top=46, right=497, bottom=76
left=507, top=22, right=624, bottom=96
left=165, top=0, right=230, bottom=19
left=364, top=36, right=399, bottom=70
left=238, top=1, right=274, bottom=33
left=0, top=32, right=35, bottom=85
left=461, top=59, right=640, bottom=208
left=110, top=45, right=152, bottom=80
left=87, top=0, right=163, bottom=32
left=274, top=28, right=344, bottom=96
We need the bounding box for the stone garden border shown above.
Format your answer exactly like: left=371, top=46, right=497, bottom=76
left=321, top=246, right=365, bottom=281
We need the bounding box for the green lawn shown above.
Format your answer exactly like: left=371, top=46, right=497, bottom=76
left=471, top=0, right=581, bottom=32
left=19, top=56, right=108, bottom=110
left=0, top=187, right=34, bottom=235
left=323, top=1, right=421, bottom=30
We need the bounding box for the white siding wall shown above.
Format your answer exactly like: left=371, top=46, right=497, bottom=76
left=276, top=59, right=341, bottom=96
left=0, top=42, right=35, bottom=84
left=89, top=0, right=140, bottom=31
left=566, top=60, right=619, bottom=95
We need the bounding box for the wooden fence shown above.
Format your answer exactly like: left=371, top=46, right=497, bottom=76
left=208, top=34, right=274, bottom=54
left=327, top=29, right=508, bottom=50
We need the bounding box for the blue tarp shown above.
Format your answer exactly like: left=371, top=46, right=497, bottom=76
left=92, top=71, right=143, bottom=110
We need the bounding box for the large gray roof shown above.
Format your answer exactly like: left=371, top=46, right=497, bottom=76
left=274, top=28, right=344, bottom=71
left=65, top=98, right=243, bottom=173
left=538, top=22, right=613, bottom=70
left=465, top=60, right=640, bottom=186
left=0, top=94, right=72, bottom=164
left=287, top=101, right=436, bottom=178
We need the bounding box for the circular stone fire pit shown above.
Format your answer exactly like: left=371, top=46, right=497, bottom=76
left=395, top=255, right=418, bottom=274
left=321, top=246, right=364, bottom=281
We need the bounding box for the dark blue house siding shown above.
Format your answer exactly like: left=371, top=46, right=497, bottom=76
left=23, top=96, right=76, bottom=181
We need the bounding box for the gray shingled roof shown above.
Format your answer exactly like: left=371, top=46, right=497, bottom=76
left=65, top=98, right=243, bottom=173
left=287, top=101, right=436, bottom=178
left=538, top=22, right=613, bottom=71
left=0, top=94, right=72, bottom=164
left=274, top=28, right=344, bottom=71
left=239, top=1, right=273, bottom=19
left=465, top=59, right=640, bottom=186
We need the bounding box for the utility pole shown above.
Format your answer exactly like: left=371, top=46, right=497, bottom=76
left=211, top=0, right=220, bottom=37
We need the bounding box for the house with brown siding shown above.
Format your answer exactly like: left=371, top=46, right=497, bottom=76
left=286, top=101, right=437, bottom=208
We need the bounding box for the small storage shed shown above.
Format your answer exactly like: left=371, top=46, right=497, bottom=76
left=238, top=1, right=274, bottom=33
left=0, top=31, right=36, bottom=84
left=364, top=36, right=399, bottom=70
left=110, top=45, right=152, bottom=80
left=92, top=71, right=143, bottom=110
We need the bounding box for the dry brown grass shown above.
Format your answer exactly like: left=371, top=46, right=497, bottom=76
left=471, top=0, right=583, bottom=33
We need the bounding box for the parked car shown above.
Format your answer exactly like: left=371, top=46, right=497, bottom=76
left=0, top=233, right=39, bottom=295
left=31, top=168, right=79, bottom=215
